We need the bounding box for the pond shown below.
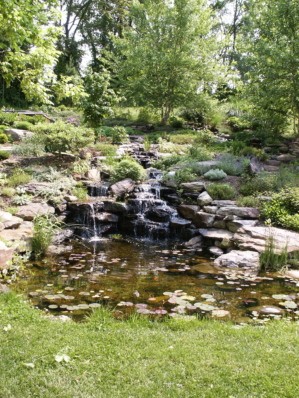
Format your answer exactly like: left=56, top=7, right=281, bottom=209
left=13, top=238, right=299, bottom=323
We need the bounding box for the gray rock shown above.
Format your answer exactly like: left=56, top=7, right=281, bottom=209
left=180, top=181, right=205, bottom=193
left=234, top=226, right=299, bottom=254
left=217, top=206, right=260, bottom=219
left=0, top=221, right=33, bottom=251
left=4, top=128, right=33, bottom=141
left=109, top=179, right=135, bottom=198
left=170, top=218, right=192, bottom=228
left=0, top=241, right=14, bottom=270
left=214, top=250, right=260, bottom=269
left=203, top=206, right=218, bottom=214
left=16, top=203, right=55, bottom=221
left=183, top=235, right=203, bottom=249
left=194, top=212, right=215, bottom=228
left=212, top=200, right=236, bottom=207
left=276, top=154, right=296, bottom=163
left=87, top=168, right=101, bottom=182
left=199, top=228, right=233, bottom=241
left=197, top=191, right=213, bottom=206
left=227, top=219, right=259, bottom=233
left=0, top=210, right=23, bottom=229
left=258, top=306, right=284, bottom=316
left=103, top=201, right=128, bottom=214
left=177, top=205, right=199, bottom=220
left=209, top=246, right=224, bottom=256
left=95, top=212, right=119, bottom=223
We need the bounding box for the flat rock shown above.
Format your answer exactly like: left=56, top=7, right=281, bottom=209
left=4, top=128, right=33, bottom=141
left=217, top=206, right=260, bottom=219
left=209, top=246, right=224, bottom=256
left=214, top=250, right=259, bottom=269
left=103, top=201, right=128, bottom=214
left=0, top=241, right=14, bottom=270
left=234, top=226, right=299, bottom=253
left=16, top=203, right=55, bottom=221
left=199, top=228, right=233, bottom=241
left=0, top=221, right=33, bottom=250
left=170, top=218, right=192, bottom=228
left=180, top=182, right=205, bottom=193
left=276, top=154, right=296, bottom=163
left=285, top=270, right=299, bottom=280
left=212, top=200, right=236, bottom=207
left=183, top=235, right=203, bottom=249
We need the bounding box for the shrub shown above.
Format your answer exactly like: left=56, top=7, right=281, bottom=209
left=7, top=169, right=31, bottom=187
left=112, top=157, right=145, bottom=182
left=194, top=129, right=217, bottom=145
left=137, top=108, right=157, bottom=123
left=0, top=131, right=9, bottom=144
left=72, top=186, right=88, bottom=200
left=204, top=169, right=227, bottom=181
left=109, top=127, right=129, bottom=144
left=0, top=112, right=17, bottom=126
left=227, top=116, right=251, bottom=132
left=207, top=183, right=236, bottom=200
left=153, top=155, right=181, bottom=170
left=262, top=188, right=299, bottom=231
left=218, top=154, right=249, bottom=176
left=169, top=116, right=184, bottom=128
left=0, top=150, right=10, bottom=160
left=175, top=168, right=198, bottom=184
left=239, top=172, right=278, bottom=196
left=169, top=133, right=196, bottom=145
left=13, top=121, right=33, bottom=130
left=32, top=121, right=94, bottom=153
left=0, top=187, right=15, bottom=197
left=94, top=143, right=117, bottom=157
left=189, top=145, right=213, bottom=161
left=31, top=215, right=60, bottom=259
left=236, top=196, right=261, bottom=208
left=158, top=138, right=188, bottom=154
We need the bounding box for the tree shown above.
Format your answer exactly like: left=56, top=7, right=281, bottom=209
left=0, top=0, right=60, bottom=104
left=116, top=0, right=220, bottom=124
left=242, top=0, right=299, bottom=134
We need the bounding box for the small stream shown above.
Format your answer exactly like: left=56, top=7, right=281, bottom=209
left=13, top=238, right=299, bottom=323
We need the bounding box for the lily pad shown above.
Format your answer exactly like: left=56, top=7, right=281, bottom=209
left=194, top=302, right=216, bottom=312
left=279, top=301, right=297, bottom=309
left=211, top=309, right=230, bottom=318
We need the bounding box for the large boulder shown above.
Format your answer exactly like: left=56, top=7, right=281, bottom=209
left=0, top=221, right=33, bottom=251
left=109, top=179, right=135, bottom=198
left=227, top=219, right=259, bottom=233
left=16, top=203, right=55, bottom=221
left=193, top=212, right=215, bottom=228
left=214, top=250, right=260, bottom=270
left=4, top=128, right=33, bottom=141
left=197, top=191, right=213, bottom=206
left=234, top=226, right=299, bottom=253
left=180, top=182, right=205, bottom=193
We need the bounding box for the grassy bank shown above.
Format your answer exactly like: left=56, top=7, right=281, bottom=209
left=0, top=293, right=299, bottom=398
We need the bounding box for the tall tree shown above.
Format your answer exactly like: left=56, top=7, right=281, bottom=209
left=243, top=0, right=299, bottom=134
left=116, top=0, right=220, bottom=124
left=0, top=0, right=60, bottom=104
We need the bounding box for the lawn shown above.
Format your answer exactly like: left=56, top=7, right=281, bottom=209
left=0, top=293, right=298, bottom=398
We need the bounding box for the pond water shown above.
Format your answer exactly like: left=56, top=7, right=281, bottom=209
left=13, top=238, right=299, bottom=323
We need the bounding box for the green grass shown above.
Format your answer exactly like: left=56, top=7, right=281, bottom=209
left=1, top=293, right=299, bottom=398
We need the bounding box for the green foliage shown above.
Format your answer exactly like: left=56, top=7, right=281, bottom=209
left=0, top=0, right=60, bottom=104
left=94, top=143, right=117, bottom=157
left=236, top=196, right=261, bottom=208
left=230, top=141, right=268, bottom=161
left=72, top=186, right=88, bottom=201
left=83, top=68, right=120, bottom=128
left=175, top=168, right=198, bottom=184
left=13, top=134, right=46, bottom=157
left=169, top=116, right=184, bottom=129
left=0, top=112, right=17, bottom=126
left=217, top=154, right=249, bottom=176
left=0, top=132, right=9, bottom=144
left=207, top=183, right=236, bottom=200
left=32, top=121, right=94, bottom=153
left=153, top=155, right=181, bottom=170
left=11, top=194, right=32, bottom=206
left=6, top=169, right=31, bottom=187
left=0, top=150, right=10, bottom=160
left=109, top=126, right=129, bottom=144
left=116, top=0, right=220, bottom=123
left=137, top=108, right=158, bottom=124
left=260, top=235, right=288, bottom=272
left=262, top=188, right=299, bottom=231
left=112, top=157, right=145, bottom=182
left=31, top=215, right=60, bottom=259
left=169, top=133, right=196, bottom=145
left=204, top=169, right=227, bottom=181
left=227, top=116, right=251, bottom=132
left=0, top=187, right=15, bottom=198
left=13, top=121, right=33, bottom=130
left=189, top=145, right=214, bottom=161
left=71, top=159, right=91, bottom=176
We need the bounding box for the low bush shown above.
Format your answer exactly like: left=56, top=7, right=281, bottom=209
left=72, top=186, right=88, bottom=200
left=262, top=188, right=299, bottom=231
left=94, top=143, right=117, bottom=157
left=13, top=134, right=46, bottom=157
left=175, top=168, right=197, bottom=184
left=227, top=116, right=252, bottom=132
left=169, top=133, right=196, bottom=145
left=0, top=131, right=9, bottom=144
left=189, top=145, right=213, bottom=161
left=0, top=111, right=17, bottom=126
left=169, top=116, right=184, bottom=129
left=153, top=155, right=181, bottom=170
left=0, top=150, right=10, bottom=160
left=204, top=169, right=227, bottom=181
left=137, top=108, right=158, bottom=123
left=236, top=196, right=261, bottom=208
left=0, top=187, right=15, bottom=197
left=13, top=121, right=33, bottom=130
left=218, top=154, right=249, bottom=176
left=112, top=157, right=145, bottom=182
left=207, top=183, right=236, bottom=200
left=32, top=121, right=94, bottom=153
left=7, top=169, right=31, bottom=187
